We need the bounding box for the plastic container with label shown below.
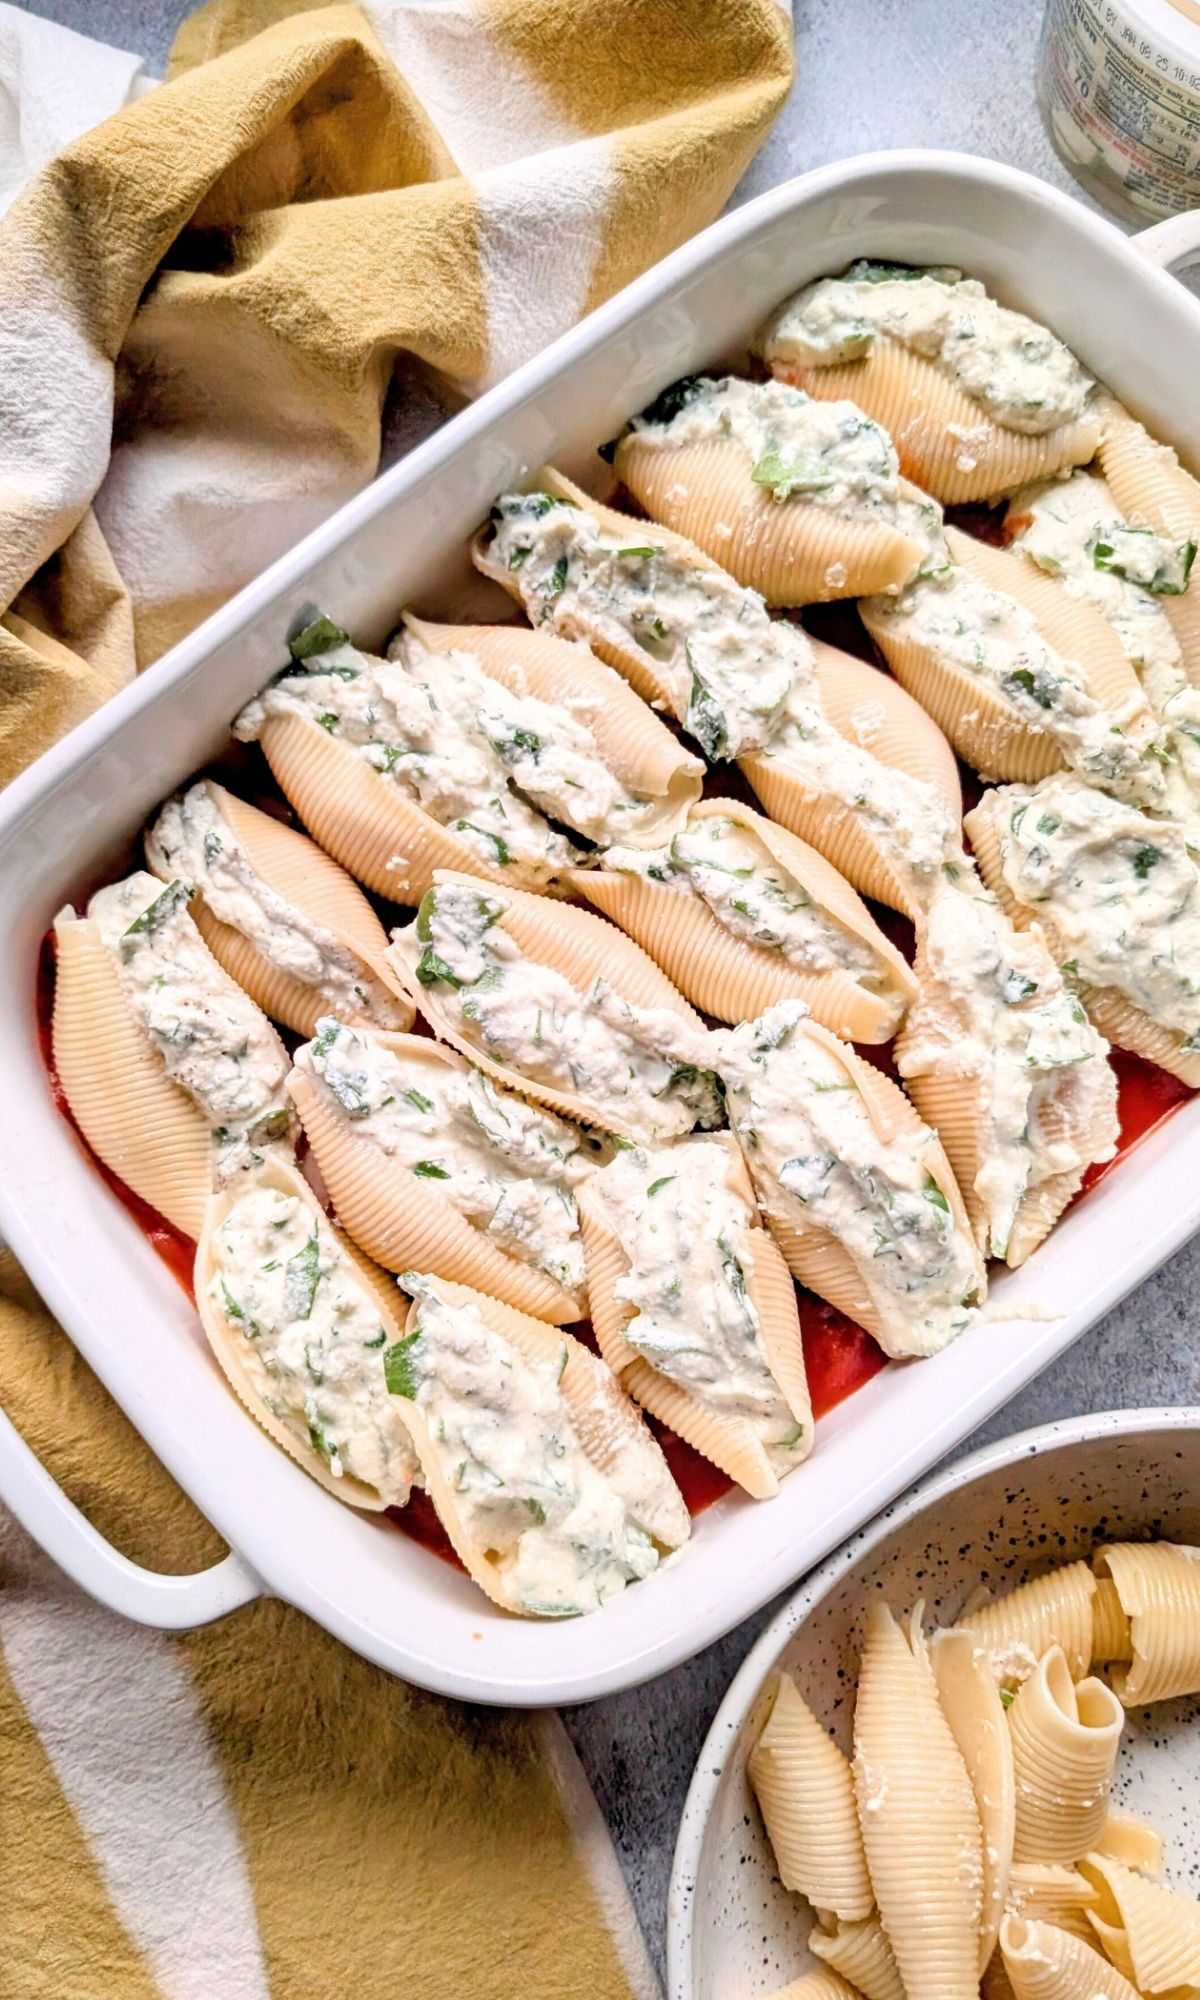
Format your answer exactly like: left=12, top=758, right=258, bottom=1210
left=1039, top=0, right=1200, bottom=221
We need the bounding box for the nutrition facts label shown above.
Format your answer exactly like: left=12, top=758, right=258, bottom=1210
left=1040, top=0, right=1200, bottom=219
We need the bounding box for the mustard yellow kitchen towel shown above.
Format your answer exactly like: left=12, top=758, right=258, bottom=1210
left=0, top=4, right=792, bottom=1993
left=0, top=0, right=793, bottom=782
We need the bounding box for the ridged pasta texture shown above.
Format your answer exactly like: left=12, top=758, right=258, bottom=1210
left=1095, top=1542, right=1200, bottom=1704
left=747, top=1672, right=873, bottom=1918
left=852, top=1605, right=982, bottom=2000
left=1008, top=1647, right=1123, bottom=1865
left=809, top=1915, right=905, bottom=2000
left=932, top=1626, right=1015, bottom=1970
left=999, top=1913, right=1142, bottom=2000
left=1079, top=1851, right=1200, bottom=1994
left=956, top=1561, right=1098, bottom=1682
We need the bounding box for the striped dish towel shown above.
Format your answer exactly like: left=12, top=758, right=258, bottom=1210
left=0, top=3, right=792, bottom=1994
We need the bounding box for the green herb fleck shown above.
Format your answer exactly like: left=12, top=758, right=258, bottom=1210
left=289, top=614, right=351, bottom=662
left=383, top=1331, right=424, bottom=1398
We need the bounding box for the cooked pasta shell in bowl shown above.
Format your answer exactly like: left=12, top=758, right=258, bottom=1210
left=611, top=375, right=929, bottom=603
left=759, top=263, right=1101, bottom=503
left=738, top=638, right=965, bottom=921
left=288, top=1018, right=600, bottom=1323
left=400, top=614, right=704, bottom=847
left=573, top=794, right=916, bottom=1041
left=861, top=526, right=1163, bottom=797
left=1097, top=396, right=1200, bottom=683
left=145, top=779, right=410, bottom=1038
left=232, top=613, right=612, bottom=903
left=379, top=1271, right=690, bottom=1617
left=966, top=778, right=1200, bottom=1088
left=386, top=871, right=724, bottom=1144
left=894, top=879, right=1118, bottom=1266
left=196, top=1150, right=415, bottom=1511
left=578, top=1131, right=812, bottom=1499
left=52, top=872, right=296, bottom=1239
left=473, top=468, right=816, bottom=763
left=716, top=1001, right=984, bottom=1360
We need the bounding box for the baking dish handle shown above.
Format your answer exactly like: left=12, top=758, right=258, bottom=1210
left=1133, top=211, right=1200, bottom=275
left=0, top=1402, right=263, bottom=1627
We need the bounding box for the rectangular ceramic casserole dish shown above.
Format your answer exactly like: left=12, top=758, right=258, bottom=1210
left=3, top=150, right=1200, bottom=1707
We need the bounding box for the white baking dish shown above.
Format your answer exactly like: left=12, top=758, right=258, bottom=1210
left=3, top=151, right=1200, bottom=1707
left=668, top=1406, right=1200, bottom=2000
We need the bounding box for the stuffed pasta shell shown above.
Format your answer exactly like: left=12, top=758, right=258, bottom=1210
left=380, top=1272, right=689, bottom=1617
left=578, top=1132, right=811, bottom=1498
left=145, top=779, right=410, bottom=1038
left=476, top=476, right=965, bottom=916
left=386, top=874, right=723, bottom=1143
left=233, top=611, right=694, bottom=903
left=198, top=1153, right=416, bottom=1509
left=759, top=261, right=1101, bottom=503
left=895, top=879, right=1118, bottom=1266
left=966, top=775, right=1200, bottom=1086
left=53, top=872, right=295, bottom=1237
left=575, top=796, right=916, bottom=1041
left=611, top=374, right=940, bottom=602
left=716, top=1001, right=984, bottom=1359
left=1096, top=397, right=1200, bottom=680
left=288, top=1017, right=601, bottom=1323
left=861, top=525, right=1167, bottom=805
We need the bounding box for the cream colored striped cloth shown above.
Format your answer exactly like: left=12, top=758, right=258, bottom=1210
left=0, top=2, right=792, bottom=1991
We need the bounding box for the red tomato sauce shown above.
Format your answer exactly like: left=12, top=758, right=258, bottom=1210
left=35, top=923, right=1196, bottom=1569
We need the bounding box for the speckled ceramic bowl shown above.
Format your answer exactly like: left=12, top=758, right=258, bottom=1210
left=668, top=1408, right=1200, bottom=2000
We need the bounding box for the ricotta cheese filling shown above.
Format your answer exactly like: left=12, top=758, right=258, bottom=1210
left=866, top=560, right=1168, bottom=811
left=481, top=492, right=963, bottom=901
left=387, top=1278, right=666, bottom=1617
left=209, top=1182, right=416, bottom=1499
left=1007, top=470, right=1200, bottom=817
left=623, top=375, right=946, bottom=573
left=591, top=1137, right=807, bottom=1470
left=602, top=814, right=886, bottom=983
left=87, top=872, right=294, bottom=1180
left=716, top=1001, right=982, bottom=1356
left=146, top=784, right=406, bottom=1029
left=986, top=774, right=1200, bottom=1045
left=235, top=623, right=652, bottom=883
left=397, top=881, right=724, bottom=1142
left=759, top=261, right=1095, bottom=436
left=481, top=491, right=808, bottom=759
left=895, top=880, right=1117, bottom=1260
left=294, top=1018, right=597, bottom=1299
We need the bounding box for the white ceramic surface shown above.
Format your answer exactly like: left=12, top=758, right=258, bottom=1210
left=4, top=153, right=1200, bottom=1705
left=669, top=1407, right=1200, bottom=2000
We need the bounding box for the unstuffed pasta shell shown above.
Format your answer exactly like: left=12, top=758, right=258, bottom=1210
left=386, top=872, right=721, bottom=1144
left=197, top=1151, right=415, bottom=1510
left=759, top=263, right=1101, bottom=504
left=381, top=1271, right=689, bottom=1617
left=578, top=1132, right=812, bottom=1498
left=53, top=872, right=295, bottom=1238
left=574, top=794, right=916, bottom=1042
left=288, top=1019, right=598, bottom=1323
left=145, top=778, right=410, bottom=1038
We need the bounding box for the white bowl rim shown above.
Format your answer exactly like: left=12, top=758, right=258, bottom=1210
left=666, top=1403, right=1200, bottom=2000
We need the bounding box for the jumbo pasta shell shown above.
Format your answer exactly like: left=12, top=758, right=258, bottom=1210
left=255, top=712, right=530, bottom=906
left=773, top=340, right=1101, bottom=503
left=572, top=795, right=916, bottom=1041
left=195, top=1153, right=404, bottom=1512
left=613, top=431, right=925, bottom=604
left=932, top=1626, right=1016, bottom=1972
left=403, top=615, right=704, bottom=846
left=578, top=1135, right=811, bottom=1498
left=473, top=467, right=725, bottom=718
left=150, top=781, right=411, bottom=1038
left=386, top=871, right=708, bottom=1140
left=388, top=1273, right=689, bottom=1614
left=1097, top=397, right=1200, bottom=684
left=756, top=1023, right=979, bottom=1358
left=52, top=910, right=215, bottom=1239
left=288, top=1035, right=584, bottom=1324
left=739, top=638, right=962, bottom=920
left=966, top=794, right=1200, bottom=1087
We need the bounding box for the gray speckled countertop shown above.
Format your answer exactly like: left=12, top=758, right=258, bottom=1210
left=18, top=0, right=1200, bottom=1979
